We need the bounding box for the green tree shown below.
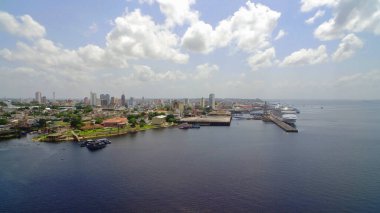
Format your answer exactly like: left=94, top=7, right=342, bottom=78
left=83, top=105, right=93, bottom=113
left=166, top=114, right=176, bottom=123
left=0, top=118, right=8, bottom=125
left=128, top=117, right=137, bottom=127
left=139, top=119, right=146, bottom=127
left=95, top=117, right=103, bottom=124
left=70, top=115, right=82, bottom=129
left=38, top=119, right=47, bottom=128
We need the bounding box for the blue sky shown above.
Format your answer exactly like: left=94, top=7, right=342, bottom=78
left=1, top=0, right=380, bottom=99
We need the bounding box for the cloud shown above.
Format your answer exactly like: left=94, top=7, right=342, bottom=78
left=300, top=0, right=339, bottom=12
left=131, top=65, right=188, bottom=82
left=106, top=9, right=188, bottom=63
left=193, top=63, right=219, bottom=80
left=0, top=11, right=46, bottom=39
left=310, top=0, right=380, bottom=40
left=247, top=47, right=277, bottom=71
left=305, top=10, right=325, bottom=24
left=332, top=33, right=363, bottom=62
left=155, top=0, right=199, bottom=28
left=181, top=1, right=281, bottom=54
left=281, top=45, right=328, bottom=66
left=274, top=30, right=286, bottom=40
left=336, top=70, right=380, bottom=89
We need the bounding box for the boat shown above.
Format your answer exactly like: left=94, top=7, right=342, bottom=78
left=233, top=113, right=253, bottom=120
left=86, top=140, right=106, bottom=151
left=97, top=138, right=111, bottom=144
left=80, top=139, right=94, bottom=147
left=270, top=105, right=297, bottom=124
left=178, top=123, right=191, bottom=129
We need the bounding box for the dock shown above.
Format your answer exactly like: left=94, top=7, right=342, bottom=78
left=180, top=116, right=232, bottom=126
left=263, top=115, right=298, bottom=133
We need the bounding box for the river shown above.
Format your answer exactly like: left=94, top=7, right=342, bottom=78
left=1, top=100, right=380, bottom=212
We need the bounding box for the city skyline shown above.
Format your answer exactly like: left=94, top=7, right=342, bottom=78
left=1, top=0, right=380, bottom=99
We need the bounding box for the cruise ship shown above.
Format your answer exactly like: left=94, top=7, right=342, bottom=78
left=270, top=105, right=297, bottom=124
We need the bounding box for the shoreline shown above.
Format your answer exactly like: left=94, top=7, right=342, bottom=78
left=33, top=123, right=177, bottom=142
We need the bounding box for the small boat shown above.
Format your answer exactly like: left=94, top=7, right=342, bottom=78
left=80, top=139, right=94, bottom=147
left=97, top=138, right=111, bottom=144
left=179, top=123, right=191, bottom=129
left=87, top=141, right=106, bottom=151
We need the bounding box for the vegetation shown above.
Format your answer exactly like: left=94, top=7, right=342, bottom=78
left=166, top=114, right=176, bottom=123
left=0, top=118, right=8, bottom=125
left=0, top=101, right=7, bottom=107
left=70, top=115, right=83, bottom=129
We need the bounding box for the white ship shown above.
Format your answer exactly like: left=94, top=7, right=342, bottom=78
left=270, top=105, right=297, bottom=124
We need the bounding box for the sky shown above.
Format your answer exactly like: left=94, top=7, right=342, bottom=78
left=0, top=0, right=380, bottom=100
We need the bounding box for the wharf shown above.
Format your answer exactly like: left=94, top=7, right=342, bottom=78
left=180, top=116, right=231, bottom=126
left=263, top=115, right=298, bottom=133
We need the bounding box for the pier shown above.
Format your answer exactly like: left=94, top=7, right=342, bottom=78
left=263, top=115, right=298, bottom=133
left=180, top=116, right=232, bottom=126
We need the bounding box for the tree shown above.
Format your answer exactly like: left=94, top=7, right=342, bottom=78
left=83, top=105, right=93, bottom=113
left=139, top=119, right=146, bottom=127
left=95, top=117, right=103, bottom=124
left=38, top=119, right=47, bottom=128
left=70, top=115, right=82, bottom=129
left=0, top=118, right=8, bottom=125
left=128, top=117, right=137, bottom=127
left=166, top=114, right=176, bottom=123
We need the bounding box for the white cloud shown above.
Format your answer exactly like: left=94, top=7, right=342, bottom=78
left=300, top=0, right=339, bottom=12
left=106, top=9, right=188, bottom=63
left=274, top=30, right=286, bottom=40
left=131, top=65, right=188, bottom=82
left=281, top=45, right=328, bottom=66
left=332, top=33, right=363, bottom=62
left=156, top=0, right=199, bottom=28
left=310, top=0, right=380, bottom=40
left=181, top=1, right=281, bottom=54
left=0, top=11, right=46, bottom=39
left=193, top=63, right=219, bottom=80
left=248, top=47, right=277, bottom=71
left=305, top=10, right=325, bottom=24
left=336, top=70, right=380, bottom=87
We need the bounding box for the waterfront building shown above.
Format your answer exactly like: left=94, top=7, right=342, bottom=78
left=209, top=93, right=215, bottom=109
left=152, top=115, right=166, bottom=125
left=90, top=92, right=97, bottom=106
left=35, top=91, right=42, bottom=104
left=121, top=94, right=126, bottom=106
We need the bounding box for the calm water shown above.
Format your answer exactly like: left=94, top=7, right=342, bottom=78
left=1, top=100, right=380, bottom=212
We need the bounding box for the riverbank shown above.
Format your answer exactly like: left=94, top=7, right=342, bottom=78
left=34, top=123, right=177, bottom=142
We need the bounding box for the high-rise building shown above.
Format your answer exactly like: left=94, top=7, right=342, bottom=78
left=209, top=93, right=215, bottom=109
left=100, top=94, right=110, bottom=106
left=41, top=96, right=47, bottom=104
left=121, top=94, right=126, bottom=106
left=84, top=97, right=89, bottom=105
left=128, top=97, right=135, bottom=108
left=35, top=91, right=42, bottom=104
left=90, top=92, right=97, bottom=106
left=200, top=97, right=205, bottom=108
left=185, top=98, right=189, bottom=106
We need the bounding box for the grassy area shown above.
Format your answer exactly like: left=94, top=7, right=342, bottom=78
left=35, top=123, right=170, bottom=142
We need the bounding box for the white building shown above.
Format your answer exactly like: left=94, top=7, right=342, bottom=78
left=90, top=92, right=97, bottom=106
left=35, top=91, right=42, bottom=104
left=200, top=97, right=205, bottom=108
left=209, top=93, right=215, bottom=109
